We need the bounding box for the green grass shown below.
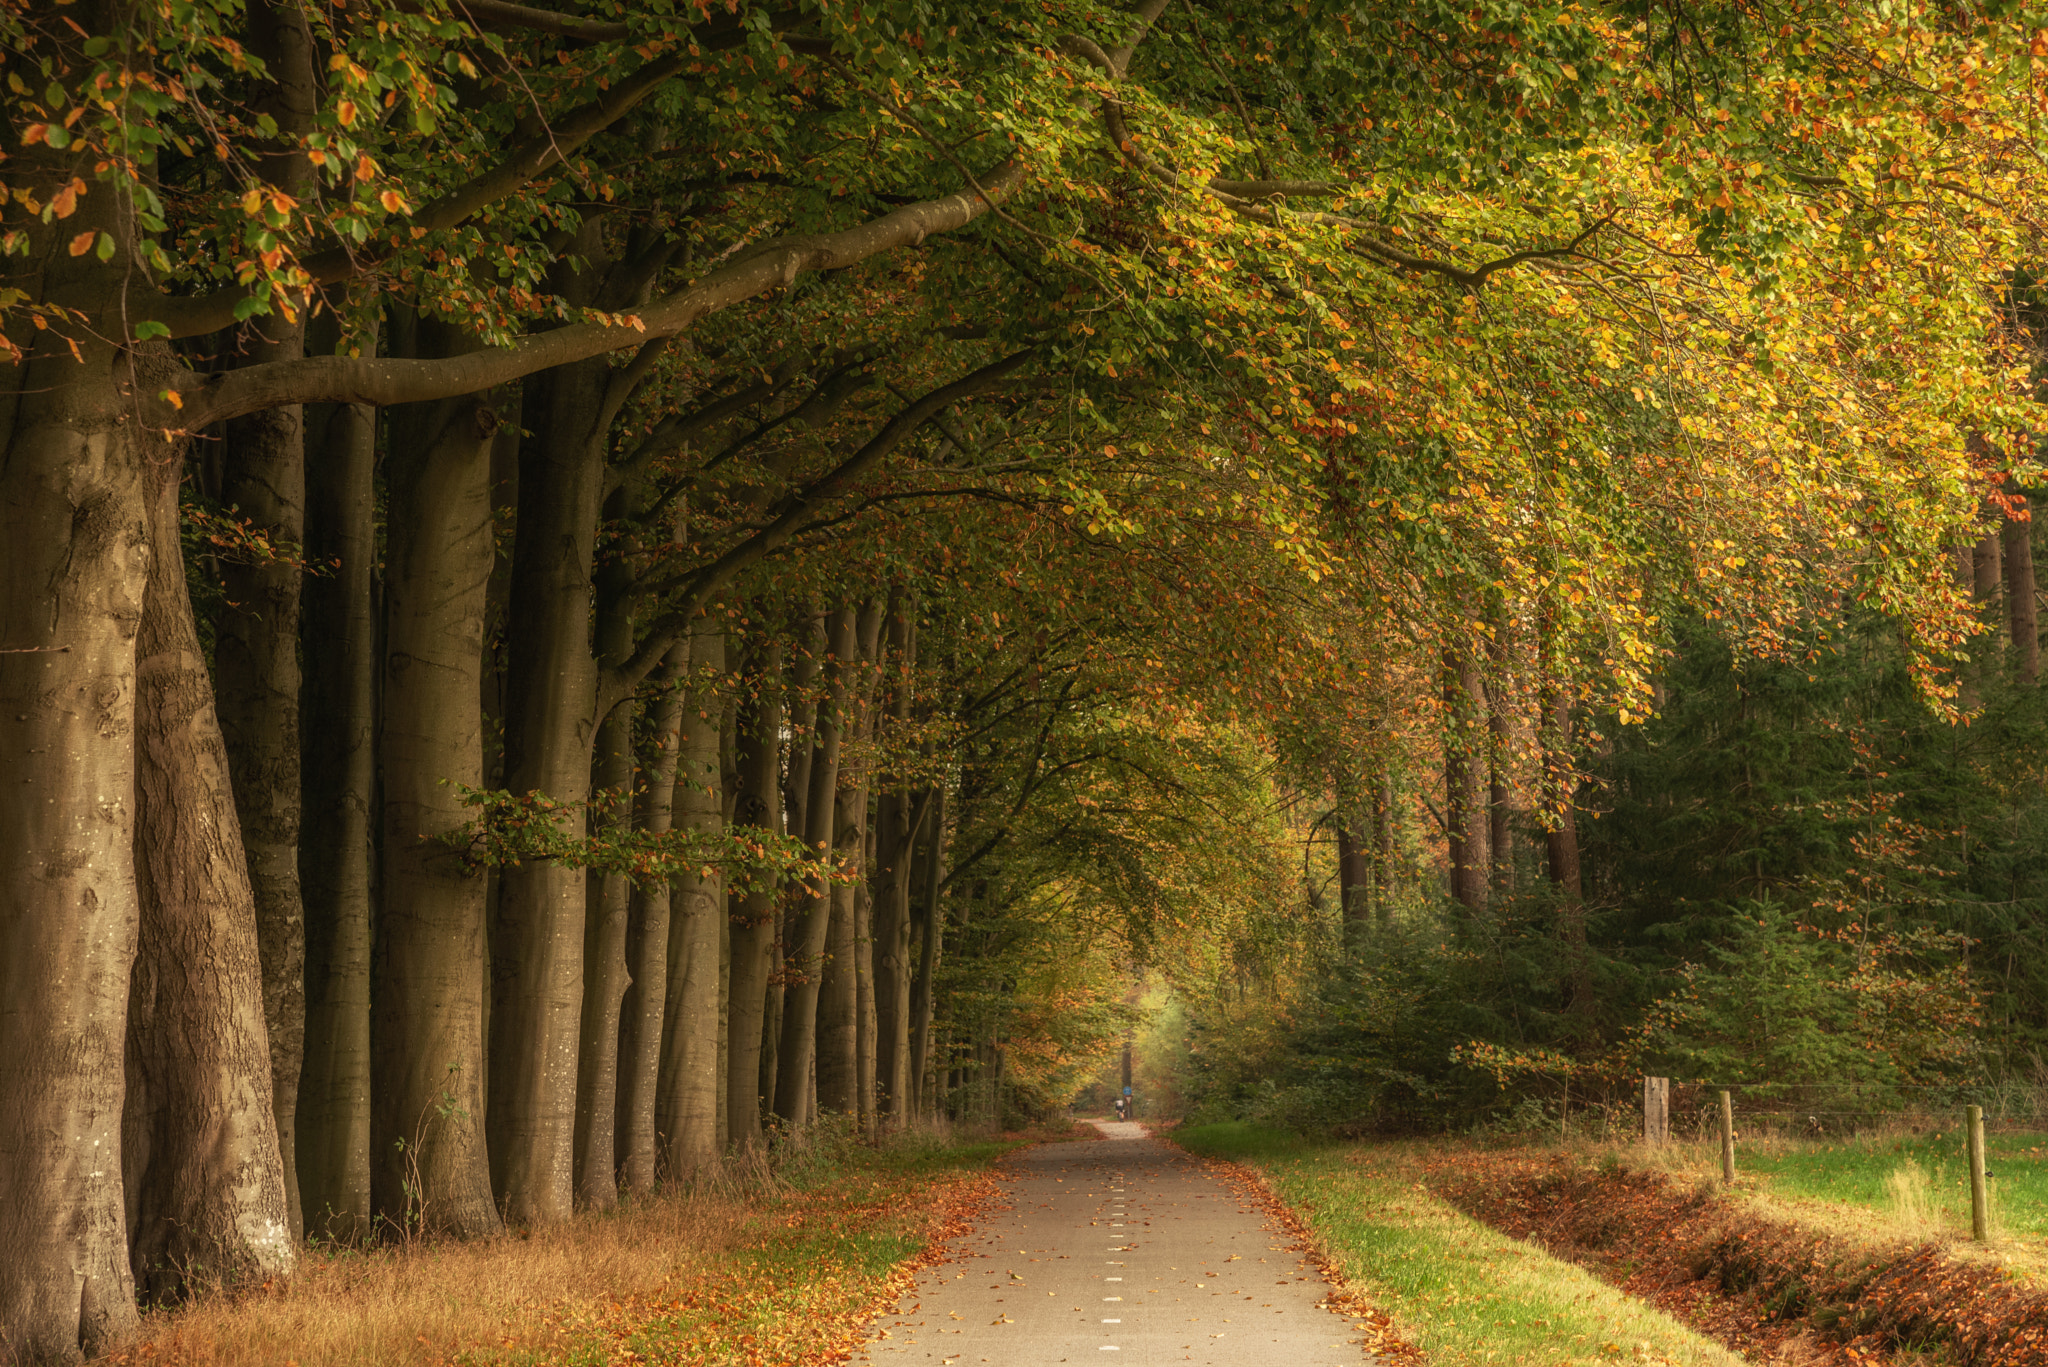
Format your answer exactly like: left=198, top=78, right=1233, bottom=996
left=1176, top=1122, right=1746, bottom=1367
left=1707, top=1128, right=2048, bottom=1241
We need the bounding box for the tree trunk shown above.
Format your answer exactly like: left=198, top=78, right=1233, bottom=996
left=1371, top=778, right=1394, bottom=925
left=614, top=645, right=687, bottom=1195
left=871, top=598, right=919, bottom=1123
left=125, top=467, right=295, bottom=1301
left=572, top=701, right=635, bottom=1210
left=775, top=608, right=856, bottom=1125
left=818, top=601, right=883, bottom=1117
left=1442, top=649, right=1488, bottom=913
left=1335, top=819, right=1371, bottom=925
left=726, top=639, right=783, bottom=1151
left=1486, top=682, right=1513, bottom=895
left=2006, top=501, right=2039, bottom=685
left=907, top=785, right=948, bottom=1116
left=214, top=0, right=319, bottom=1239
left=489, top=354, right=613, bottom=1227
left=1541, top=682, right=1591, bottom=1024
left=657, top=628, right=729, bottom=1177
left=373, top=384, right=503, bottom=1240
left=0, top=217, right=155, bottom=1357
left=297, top=325, right=379, bottom=1244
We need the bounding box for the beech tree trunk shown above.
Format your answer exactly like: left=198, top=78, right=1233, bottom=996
left=490, top=354, right=612, bottom=1227
left=775, top=608, right=856, bottom=1125
left=1442, top=649, right=1489, bottom=913
left=725, top=641, right=783, bottom=1151
left=907, top=785, right=948, bottom=1116
left=373, top=383, right=503, bottom=1240
left=818, top=601, right=883, bottom=1117
left=872, top=600, right=921, bottom=1122
left=125, top=468, right=295, bottom=1302
left=297, top=332, right=380, bottom=1243
left=214, top=0, right=318, bottom=1238
left=1486, top=682, right=1513, bottom=895
left=2006, top=501, right=2039, bottom=685
left=1540, top=682, right=1591, bottom=1023
left=572, top=702, right=635, bottom=1210
left=615, top=644, right=687, bottom=1195
left=657, top=628, right=728, bottom=1177
left=0, top=198, right=156, bottom=1356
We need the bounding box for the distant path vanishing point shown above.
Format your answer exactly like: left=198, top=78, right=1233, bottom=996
left=853, top=1120, right=1379, bottom=1366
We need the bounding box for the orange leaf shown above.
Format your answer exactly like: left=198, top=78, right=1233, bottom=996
left=68, top=231, right=96, bottom=257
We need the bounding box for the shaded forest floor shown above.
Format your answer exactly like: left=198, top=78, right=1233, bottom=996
left=96, top=1127, right=1051, bottom=1367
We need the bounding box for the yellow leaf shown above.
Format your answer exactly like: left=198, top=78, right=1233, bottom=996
left=159, top=388, right=183, bottom=410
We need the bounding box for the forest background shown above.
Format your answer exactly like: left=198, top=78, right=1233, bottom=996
left=3, top=0, right=2048, bottom=1360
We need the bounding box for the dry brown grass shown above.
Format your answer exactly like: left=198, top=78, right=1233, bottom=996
left=86, top=1121, right=1012, bottom=1367
left=103, top=1184, right=761, bottom=1366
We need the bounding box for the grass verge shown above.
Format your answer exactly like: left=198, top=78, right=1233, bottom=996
left=1174, top=1122, right=1747, bottom=1367
left=97, top=1131, right=1019, bottom=1367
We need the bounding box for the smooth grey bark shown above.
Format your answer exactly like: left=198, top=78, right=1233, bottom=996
left=657, top=628, right=728, bottom=1176
left=1442, top=649, right=1488, bottom=913
left=0, top=182, right=151, bottom=1361
left=2006, top=500, right=2039, bottom=685
left=572, top=700, right=636, bottom=1210
left=725, top=641, right=783, bottom=1150
left=297, top=324, right=380, bottom=1244
left=615, top=644, right=687, bottom=1195
left=489, top=350, right=611, bottom=1228
left=907, top=785, right=948, bottom=1116
left=817, top=601, right=883, bottom=1117
left=125, top=468, right=295, bottom=1302
left=373, top=380, right=503, bottom=1240
left=774, top=607, right=856, bottom=1126
left=214, top=0, right=318, bottom=1238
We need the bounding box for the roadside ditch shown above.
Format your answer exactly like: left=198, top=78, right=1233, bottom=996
left=1426, top=1150, right=2048, bottom=1366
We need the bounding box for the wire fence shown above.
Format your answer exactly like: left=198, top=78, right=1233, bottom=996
left=1658, top=1080, right=2048, bottom=1141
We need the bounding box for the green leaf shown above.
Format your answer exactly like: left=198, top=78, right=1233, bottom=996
left=134, top=320, right=171, bottom=341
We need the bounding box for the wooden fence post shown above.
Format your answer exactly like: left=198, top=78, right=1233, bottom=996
left=1719, top=1089, right=1735, bottom=1183
left=1642, top=1076, right=1669, bottom=1147
left=1968, top=1104, right=1989, bottom=1242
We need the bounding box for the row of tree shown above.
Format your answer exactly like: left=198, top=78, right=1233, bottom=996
left=5, top=0, right=2046, bottom=1360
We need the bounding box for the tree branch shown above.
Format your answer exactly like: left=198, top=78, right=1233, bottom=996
left=170, top=159, right=1028, bottom=427
left=595, top=348, right=1037, bottom=708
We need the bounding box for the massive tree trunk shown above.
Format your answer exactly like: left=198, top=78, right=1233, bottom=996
left=572, top=700, right=635, bottom=1211
left=615, top=645, right=687, bottom=1195
left=373, top=382, right=503, bottom=1240
left=214, top=0, right=319, bottom=1238
left=490, top=353, right=612, bottom=1227
left=907, top=785, right=949, bottom=1117
left=1442, top=649, right=1489, bottom=913
left=0, top=184, right=153, bottom=1359
left=297, top=323, right=380, bottom=1244
left=774, top=607, right=856, bottom=1126
left=125, top=467, right=296, bottom=1302
left=657, top=628, right=728, bottom=1176
left=726, top=639, right=783, bottom=1151
left=818, top=601, right=883, bottom=1117
left=2006, top=500, right=2039, bottom=685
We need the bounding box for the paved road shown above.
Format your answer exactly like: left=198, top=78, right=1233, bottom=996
left=854, top=1121, right=1372, bottom=1366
